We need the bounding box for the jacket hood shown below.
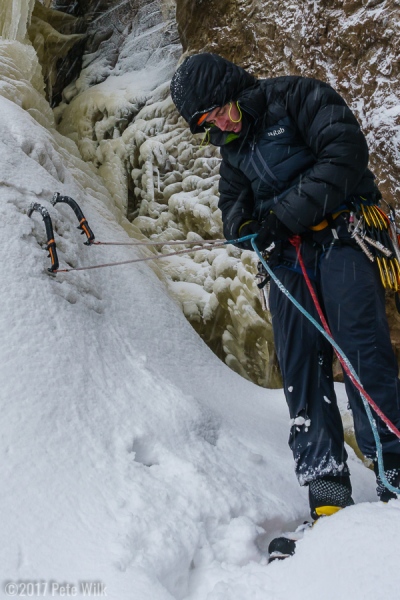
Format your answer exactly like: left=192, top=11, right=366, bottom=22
left=170, top=53, right=257, bottom=134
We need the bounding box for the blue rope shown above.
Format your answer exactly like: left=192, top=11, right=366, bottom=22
left=230, top=234, right=399, bottom=495
left=224, top=233, right=256, bottom=246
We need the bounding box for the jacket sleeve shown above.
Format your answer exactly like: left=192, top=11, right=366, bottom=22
left=272, top=77, right=370, bottom=233
left=218, top=157, right=255, bottom=241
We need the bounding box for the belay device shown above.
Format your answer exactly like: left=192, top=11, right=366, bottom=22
left=28, top=202, right=59, bottom=272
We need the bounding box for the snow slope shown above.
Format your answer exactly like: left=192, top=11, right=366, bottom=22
left=1, top=36, right=400, bottom=600
left=0, top=89, right=306, bottom=600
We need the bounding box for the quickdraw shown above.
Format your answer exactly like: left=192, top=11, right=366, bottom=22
left=28, top=202, right=59, bottom=272
left=348, top=203, right=400, bottom=294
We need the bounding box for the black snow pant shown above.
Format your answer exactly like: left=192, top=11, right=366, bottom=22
left=269, top=238, right=400, bottom=485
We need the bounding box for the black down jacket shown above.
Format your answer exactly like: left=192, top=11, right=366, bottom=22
left=170, top=54, right=381, bottom=239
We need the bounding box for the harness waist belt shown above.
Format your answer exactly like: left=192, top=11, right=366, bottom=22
left=309, top=209, right=349, bottom=231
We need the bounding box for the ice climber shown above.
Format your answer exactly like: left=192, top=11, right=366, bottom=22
left=170, top=52, right=400, bottom=519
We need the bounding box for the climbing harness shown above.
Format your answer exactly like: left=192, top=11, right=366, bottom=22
left=308, top=201, right=400, bottom=311
left=251, top=234, right=400, bottom=496
left=28, top=202, right=59, bottom=272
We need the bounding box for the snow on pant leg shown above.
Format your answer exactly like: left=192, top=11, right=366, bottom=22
left=319, top=244, right=400, bottom=459
left=269, top=265, right=349, bottom=485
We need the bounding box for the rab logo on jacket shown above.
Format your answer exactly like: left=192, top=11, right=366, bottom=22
left=268, top=127, right=285, bottom=137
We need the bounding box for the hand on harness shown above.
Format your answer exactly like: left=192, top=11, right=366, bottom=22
left=258, top=213, right=292, bottom=250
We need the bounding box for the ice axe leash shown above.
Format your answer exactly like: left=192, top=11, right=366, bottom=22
left=251, top=234, right=400, bottom=495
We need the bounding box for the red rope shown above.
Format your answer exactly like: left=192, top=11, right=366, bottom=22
left=290, top=234, right=400, bottom=438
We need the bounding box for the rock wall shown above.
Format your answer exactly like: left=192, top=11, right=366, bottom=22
left=175, top=0, right=400, bottom=206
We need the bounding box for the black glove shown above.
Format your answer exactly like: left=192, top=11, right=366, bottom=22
left=236, top=220, right=262, bottom=250
left=255, top=213, right=292, bottom=251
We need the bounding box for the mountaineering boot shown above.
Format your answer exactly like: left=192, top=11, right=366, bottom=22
left=267, top=475, right=354, bottom=564
left=308, top=475, right=354, bottom=520
left=374, top=455, right=400, bottom=502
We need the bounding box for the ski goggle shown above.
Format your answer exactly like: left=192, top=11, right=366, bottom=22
left=197, top=112, right=211, bottom=126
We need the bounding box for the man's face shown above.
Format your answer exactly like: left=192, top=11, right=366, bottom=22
left=205, top=103, right=242, bottom=133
